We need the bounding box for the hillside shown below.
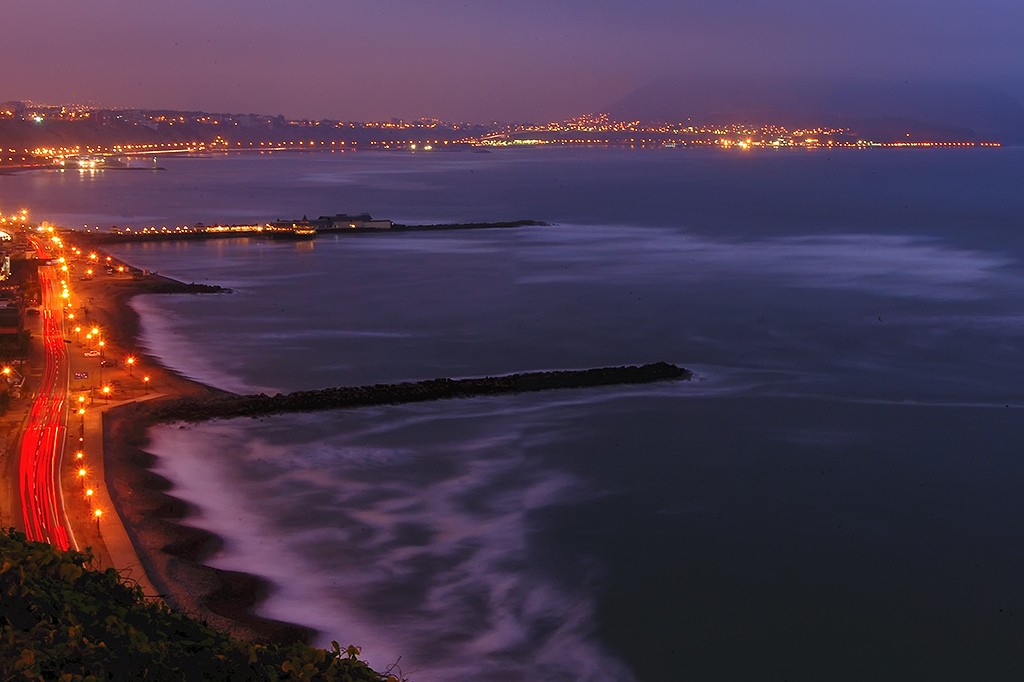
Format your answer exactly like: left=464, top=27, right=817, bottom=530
left=0, top=529, right=397, bottom=681
left=608, top=77, right=1024, bottom=143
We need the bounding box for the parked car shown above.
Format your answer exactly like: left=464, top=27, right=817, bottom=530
left=84, top=350, right=100, bottom=357
left=100, top=359, right=117, bottom=367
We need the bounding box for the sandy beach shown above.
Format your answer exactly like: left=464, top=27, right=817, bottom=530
left=66, top=265, right=315, bottom=643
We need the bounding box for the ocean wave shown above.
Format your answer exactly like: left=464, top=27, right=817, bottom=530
left=148, top=404, right=641, bottom=681
left=521, top=225, right=1021, bottom=300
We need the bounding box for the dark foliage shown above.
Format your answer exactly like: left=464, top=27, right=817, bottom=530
left=0, top=529, right=395, bottom=681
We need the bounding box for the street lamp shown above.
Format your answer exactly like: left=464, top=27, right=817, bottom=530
left=143, top=376, right=150, bottom=392
left=78, top=468, right=87, bottom=488
left=94, top=508, right=102, bottom=529
left=101, top=385, right=111, bottom=401
left=126, top=356, right=135, bottom=376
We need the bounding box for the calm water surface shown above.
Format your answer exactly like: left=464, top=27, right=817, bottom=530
left=4, top=148, right=1024, bottom=680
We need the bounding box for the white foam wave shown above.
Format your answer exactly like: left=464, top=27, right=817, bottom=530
left=130, top=296, right=277, bottom=394
left=146, top=405, right=638, bottom=681
left=522, top=225, right=1019, bottom=300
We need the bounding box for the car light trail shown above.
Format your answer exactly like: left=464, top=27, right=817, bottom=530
left=18, top=242, right=76, bottom=551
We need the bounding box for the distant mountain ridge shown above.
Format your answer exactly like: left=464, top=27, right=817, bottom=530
left=608, top=77, right=1024, bottom=143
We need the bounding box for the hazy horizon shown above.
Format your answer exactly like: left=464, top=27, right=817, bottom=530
left=3, top=0, right=1022, bottom=122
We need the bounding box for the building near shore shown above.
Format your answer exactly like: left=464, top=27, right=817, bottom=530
left=319, top=213, right=392, bottom=230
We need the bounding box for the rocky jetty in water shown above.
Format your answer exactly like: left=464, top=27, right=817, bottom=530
left=133, top=362, right=690, bottom=423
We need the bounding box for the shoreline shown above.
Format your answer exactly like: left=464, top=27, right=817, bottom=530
left=75, top=258, right=689, bottom=647
left=103, top=404, right=316, bottom=642
left=72, top=270, right=315, bottom=642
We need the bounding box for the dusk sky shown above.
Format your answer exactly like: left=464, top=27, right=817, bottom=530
left=4, top=0, right=1023, bottom=121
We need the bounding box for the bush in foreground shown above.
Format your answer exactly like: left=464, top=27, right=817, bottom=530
left=1, top=529, right=397, bottom=681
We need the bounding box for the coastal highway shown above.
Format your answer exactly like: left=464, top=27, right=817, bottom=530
left=18, top=245, right=74, bottom=551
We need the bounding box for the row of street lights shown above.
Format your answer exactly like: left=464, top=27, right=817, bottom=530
left=46, top=227, right=165, bottom=540
left=27, top=227, right=108, bottom=535
left=46, top=231, right=106, bottom=533
left=73, top=403, right=102, bottom=530
left=49, top=230, right=155, bottom=536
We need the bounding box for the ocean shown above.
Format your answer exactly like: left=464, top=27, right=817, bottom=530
left=4, top=146, right=1024, bottom=680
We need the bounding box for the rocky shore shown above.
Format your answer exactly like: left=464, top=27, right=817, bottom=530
left=132, top=362, right=690, bottom=423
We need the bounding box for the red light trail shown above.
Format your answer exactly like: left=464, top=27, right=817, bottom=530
left=18, top=241, right=75, bottom=551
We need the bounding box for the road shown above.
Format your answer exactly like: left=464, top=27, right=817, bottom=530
left=18, top=244, right=75, bottom=551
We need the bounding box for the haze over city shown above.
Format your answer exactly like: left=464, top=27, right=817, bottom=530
left=4, top=0, right=1023, bottom=122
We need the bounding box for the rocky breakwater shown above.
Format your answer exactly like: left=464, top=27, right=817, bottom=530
left=137, top=362, right=690, bottom=423
left=103, top=361, right=688, bottom=642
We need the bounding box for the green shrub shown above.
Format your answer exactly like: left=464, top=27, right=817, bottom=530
left=0, top=529, right=398, bottom=681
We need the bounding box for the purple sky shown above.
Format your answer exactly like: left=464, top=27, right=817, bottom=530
left=3, top=0, right=1022, bottom=121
